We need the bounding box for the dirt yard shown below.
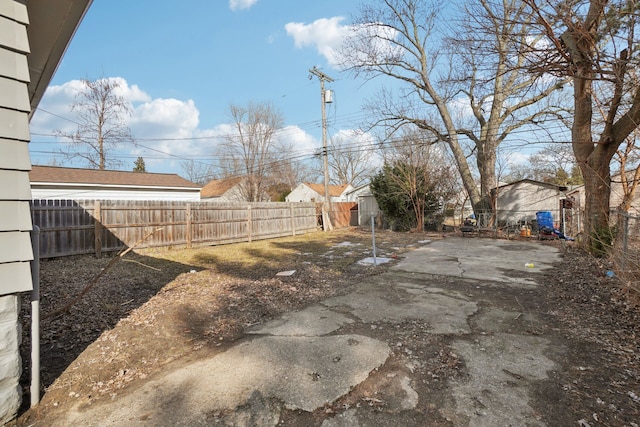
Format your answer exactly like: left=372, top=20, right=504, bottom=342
left=12, top=228, right=640, bottom=426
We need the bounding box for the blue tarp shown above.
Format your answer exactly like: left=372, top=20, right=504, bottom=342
left=535, top=210, right=574, bottom=241
left=536, top=211, right=554, bottom=230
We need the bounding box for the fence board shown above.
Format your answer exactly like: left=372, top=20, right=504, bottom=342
left=329, top=202, right=358, bottom=229
left=30, top=200, right=318, bottom=258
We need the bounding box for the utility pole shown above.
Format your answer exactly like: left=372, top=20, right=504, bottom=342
left=309, top=66, right=334, bottom=231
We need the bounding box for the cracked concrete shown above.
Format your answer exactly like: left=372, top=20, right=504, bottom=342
left=395, top=237, right=558, bottom=287
left=322, top=282, right=477, bottom=334
left=447, top=333, right=555, bottom=426
left=50, top=237, right=563, bottom=426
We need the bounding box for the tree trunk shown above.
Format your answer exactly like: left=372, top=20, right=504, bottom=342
left=437, top=126, right=482, bottom=217
left=476, top=142, right=497, bottom=221
left=414, top=201, right=425, bottom=232
left=573, top=75, right=613, bottom=254
left=99, top=135, right=105, bottom=170
left=581, top=157, right=611, bottom=229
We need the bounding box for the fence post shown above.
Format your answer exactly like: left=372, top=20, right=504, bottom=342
left=290, top=203, right=296, bottom=236
left=247, top=205, right=253, bottom=243
left=186, top=203, right=192, bottom=249
left=30, top=225, right=40, bottom=408
left=622, top=211, right=629, bottom=271
left=371, top=215, right=377, bottom=266
left=94, top=200, right=102, bottom=258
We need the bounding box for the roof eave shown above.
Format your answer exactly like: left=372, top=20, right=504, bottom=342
left=26, top=0, right=94, bottom=117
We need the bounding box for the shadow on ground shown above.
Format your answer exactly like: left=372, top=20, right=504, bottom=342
left=19, top=252, right=198, bottom=410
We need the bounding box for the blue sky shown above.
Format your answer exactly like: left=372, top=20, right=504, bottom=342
left=30, top=0, right=383, bottom=177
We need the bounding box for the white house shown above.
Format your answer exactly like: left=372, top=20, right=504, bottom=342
left=0, top=0, right=93, bottom=422
left=343, top=184, right=372, bottom=202
left=285, top=182, right=353, bottom=203
left=30, top=165, right=201, bottom=201
left=568, top=171, right=640, bottom=214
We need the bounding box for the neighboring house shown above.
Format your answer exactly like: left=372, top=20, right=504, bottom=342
left=29, top=165, right=201, bottom=201
left=285, top=182, right=353, bottom=203
left=343, top=184, right=371, bottom=202
left=344, top=184, right=380, bottom=226
left=1, top=0, right=92, bottom=422
left=568, top=172, right=640, bottom=214
left=493, top=179, right=569, bottom=225
left=200, top=176, right=270, bottom=202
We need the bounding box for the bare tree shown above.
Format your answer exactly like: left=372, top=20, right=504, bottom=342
left=523, top=144, right=582, bottom=185
left=328, top=132, right=377, bottom=187
left=56, top=78, right=133, bottom=170
left=180, top=159, right=216, bottom=185
left=524, top=0, right=640, bottom=253
left=341, top=0, right=565, bottom=222
left=265, top=154, right=317, bottom=201
left=215, top=101, right=285, bottom=202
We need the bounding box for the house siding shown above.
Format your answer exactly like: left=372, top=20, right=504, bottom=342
left=0, top=2, right=32, bottom=423
left=496, top=181, right=565, bottom=225
left=201, top=185, right=246, bottom=202
left=286, top=185, right=322, bottom=202
left=30, top=185, right=201, bottom=201
left=568, top=176, right=640, bottom=213
left=285, top=183, right=353, bottom=203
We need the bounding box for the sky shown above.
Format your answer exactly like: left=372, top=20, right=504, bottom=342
left=29, top=0, right=387, bottom=179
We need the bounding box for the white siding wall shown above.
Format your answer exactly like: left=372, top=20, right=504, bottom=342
left=496, top=182, right=563, bottom=225
left=285, top=184, right=353, bottom=203
left=285, top=185, right=321, bottom=202
left=31, top=186, right=201, bottom=201
left=0, top=1, right=32, bottom=423
left=214, top=184, right=248, bottom=202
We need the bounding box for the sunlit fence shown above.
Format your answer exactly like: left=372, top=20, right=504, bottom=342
left=30, top=199, right=320, bottom=258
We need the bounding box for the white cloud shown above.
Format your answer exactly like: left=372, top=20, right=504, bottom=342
left=332, top=128, right=383, bottom=170
left=29, top=77, right=324, bottom=176
left=285, top=17, right=402, bottom=70
left=285, top=17, right=350, bottom=66
left=503, top=151, right=530, bottom=167
left=108, top=77, right=151, bottom=103
left=130, top=98, right=200, bottom=139
left=30, top=78, right=207, bottom=171
left=229, top=0, right=258, bottom=11
left=31, top=78, right=152, bottom=134
left=277, top=125, right=318, bottom=155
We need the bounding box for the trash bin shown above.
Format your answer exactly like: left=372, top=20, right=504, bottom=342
left=535, top=211, right=555, bottom=239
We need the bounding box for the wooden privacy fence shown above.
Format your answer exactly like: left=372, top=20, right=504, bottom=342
left=327, top=202, right=357, bottom=228
left=30, top=199, right=319, bottom=258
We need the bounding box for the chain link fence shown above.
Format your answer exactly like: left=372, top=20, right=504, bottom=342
left=459, top=207, right=582, bottom=240
left=613, top=211, right=640, bottom=292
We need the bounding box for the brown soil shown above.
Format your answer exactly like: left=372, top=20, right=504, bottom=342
left=12, top=229, right=640, bottom=426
